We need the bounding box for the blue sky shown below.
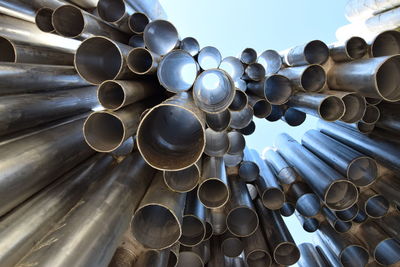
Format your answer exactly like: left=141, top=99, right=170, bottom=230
left=160, top=0, right=348, bottom=253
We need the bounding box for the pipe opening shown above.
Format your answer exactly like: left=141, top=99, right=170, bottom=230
left=252, top=100, right=271, bottom=118
left=245, top=63, right=265, bottom=81
left=340, top=245, right=369, bottom=267
left=206, top=110, right=231, bottom=132
left=365, top=195, right=389, bottom=218
left=235, top=79, right=247, bottom=92
left=346, top=37, right=367, bottom=59
left=35, top=8, right=54, bottom=32
left=129, top=13, right=149, bottom=33
left=334, top=220, right=352, bottom=233
left=241, top=48, right=257, bottom=64
left=98, top=81, right=125, bottom=110
left=262, top=188, right=285, bottom=210
left=220, top=56, right=244, bottom=80
left=371, top=31, right=400, bottom=57
left=325, top=180, right=358, bottom=210
left=265, top=75, right=292, bottom=104
left=198, top=179, right=229, bottom=208
left=230, top=105, right=254, bottom=129
left=128, top=48, right=154, bottom=74
left=239, top=161, right=259, bottom=182
left=335, top=204, right=358, bottom=221
left=0, top=37, right=15, bottom=62
left=301, top=65, right=326, bottom=92
left=357, top=122, right=375, bottom=133
left=144, top=20, right=178, bottom=55
left=362, top=105, right=380, bottom=124
left=376, top=56, right=400, bottom=101
left=296, top=193, right=320, bottom=217
left=353, top=210, right=367, bottom=223
left=205, top=129, right=229, bottom=157
left=238, top=121, right=256, bottom=136
left=224, top=153, right=244, bottom=167
left=204, top=221, right=213, bottom=240
left=375, top=239, right=400, bottom=265
left=258, top=50, right=282, bottom=74
left=164, top=165, right=200, bottom=192
left=348, top=157, right=377, bottom=187
left=247, top=250, right=272, bottom=267
left=227, top=207, right=258, bottom=236
left=365, top=97, right=382, bottom=105
left=319, top=96, right=345, bottom=121
left=303, top=218, right=319, bottom=232
left=132, top=204, right=181, bottom=249
left=177, top=252, right=203, bottom=267
left=97, top=0, right=125, bottom=22
left=340, top=94, right=365, bottom=123
left=180, top=37, right=200, bottom=56
left=180, top=216, right=205, bottom=247
left=137, top=105, right=204, bottom=170
left=158, top=50, right=198, bottom=92
left=198, top=46, right=222, bottom=70
left=83, top=112, right=124, bottom=152
left=229, top=90, right=247, bottom=111
left=280, top=202, right=295, bottom=217
left=304, top=40, right=329, bottom=64
left=53, top=5, right=84, bottom=37
left=222, top=237, right=244, bottom=257
left=168, top=250, right=178, bottom=267
left=129, top=34, right=144, bottom=48
left=227, top=131, right=245, bottom=154
left=274, top=243, right=300, bottom=265
left=266, top=105, right=284, bottom=122
left=75, top=37, right=122, bottom=84
left=284, top=108, right=306, bottom=127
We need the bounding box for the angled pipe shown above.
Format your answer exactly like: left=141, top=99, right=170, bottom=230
left=127, top=47, right=161, bottom=75
left=164, top=160, right=201, bottom=193
left=321, top=206, right=352, bottom=233
left=335, top=203, right=359, bottom=222
left=281, top=40, right=329, bottom=66
left=278, top=64, right=326, bottom=92
left=227, top=131, right=246, bottom=155
left=144, top=20, right=179, bottom=56
left=329, top=36, right=367, bottom=62
left=206, top=110, right=231, bottom=132
left=358, top=188, right=390, bottom=219
left=334, top=120, right=375, bottom=134
left=208, top=206, right=228, bottom=235
left=238, top=120, right=256, bottom=136
left=180, top=37, right=200, bottom=56
left=345, top=0, right=400, bottom=22
left=221, top=231, right=244, bottom=258
left=204, top=128, right=230, bottom=157
left=248, top=95, right=272, bottom=118
left=258, top=49, right=282, bottom=74
left=297, top=243, right=327, bottom=267
left=242, top=226, right=272, bottom=267
left=197, top=46, right=222, bottom=70
left=238, top=147, right=260, bottom=182
left=295, top=211, right=320, bottom=233
left=219, top=56, right=244, bottom=80
left=280, top=202, right=295, bottom=217
left=229, top=104, right=254, bottom=129
left=369, top=30, right=400, bottom=57
left=229, top=89, right=248, bottom=111
left=243, top=63, right=265, bottom=82
left=240, top=48, right=257, bottom=64
left=371, top=168, right=400, bottom=206
left=265, top=105, right=285, bottom=122
left=264, top=147, right=297, bottom=185
left=129, top=34, right=144, bottom=47
left=282, top=108, right=306, bottom=127
left=288, top=182, right=321, bottom=217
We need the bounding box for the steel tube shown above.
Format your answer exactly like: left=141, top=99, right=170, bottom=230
left=235, top=78, right=247, bottom=91
left=334, top=120, right=375, bottom=134
left=265, top=105, right=285, bottom=122
left=295, top=211, right=320, bottom=232
left=376, top=103, right=400, bottom=133
left=137, top=92, right=205, bottom=171
left=135, top=249, right=170, bottom=267
left=302, top=130, right=378, bottom=187
left=370, top=30, right=400, bottom=57
left=327, top=91, right=366, bottom=123
left=208, top=206, right=228, bottom=235
left=335, top=203, right=358, bottom=222
left=239, top=147, right=260, bottom=182
left=223, top=152, right=244, bottom=167
left=206, top=110, right=231, bottom=132
left=131, top=171, right=186, bottom=250
left=243, top=63, right=265, bottom=82
left=288, top=182, right=321, bottom=217
left=297, top=243, right=327, bottom=267
left=358, top=188, right=390, bottom=219
left=163, top=160, right=201, bottom=193
left=275, top=133, right=358, bottom=210
left=282, top=40, right=329, bottom=66
left=240, top=48, right=257, bottom=64
left=264, top=148, right=297, bottom=185
left=371, top=168, right=400, bottom=206
left=127, top=47, right=161, bottom=75
left=227, top=131, right=245, bottom=155
left=177, top=244, right=207, bottom=267
left=329, top=37, right=367, bottom=62
left=361, top=104, right=380, bottom=124
left=229, top=104, right=254, bottom=129
left=180, top=37, right=200, bottom=56
left=19, top=153, right=154, bottom=267
left=197, top=46, right=222, bottom=70
left=68, top=0, right=98, bottom=10
left=288, top=93, right=345, bottom=121
left=243, top=226, right=272, bottom=267
left=35, top=7, right=56, bottom=33
left=321, top=206, right=352, bottom=233
left=129, top=34, right=144, bottom=47
left=264, top=74, right=292, bottom=105
left=221, top=231, right=244, bottom=258
left=219, top=56, right=244, bottom=80
left=280, top=202, right=295, bottom=217
left=229, top=89, right=248, bottom=111
left=278, top=64, right=326, bottom=92
left=197, top=157, right=229, bottom=209
left=110, top=136, right=134, bottom=158
left=144, top=20, right=179, bottom=56
left=256, top=199, right=300, bottom=265
left=248, top=95, right=272, bottom=118
left=204, top=128, right=230, bottom=157
left=208, top=236, right=225, bottom=267
left=312, top=237, right=342, bottom=267
left=282, top=108, right=306, bottom=127
left=238, top=120, right=256, bottom=136
left=123, top=0, right=167, bottom=20
left=258, top=49, right=282, bottom=74
left=109, top=231, right=146, bottom=267
left=378, top=211, right=400, bottom=240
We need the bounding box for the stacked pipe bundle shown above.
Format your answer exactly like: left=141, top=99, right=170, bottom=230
left=0, top=1, right=398, bottom=267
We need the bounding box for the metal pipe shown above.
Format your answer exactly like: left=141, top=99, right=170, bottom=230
left=243, top=63, right=265, bottom=82
left=109, top=231, right=146, bottom=267
left=229, top=89, right=248, bottom=111
left=358, top=188, right=390, bottom=219
left=226, top=176, right=259, bottom=237
left=0, top=86, right=97, bottom=136
left=204, top=128, right=230, bottom=157
left=223, top=152, right=244, bottom=167
left=52, top=5, right=127, bottom=42
left=19, top=153, right=154, bottom=267
left=97, top=0, right=136, bottom=34
left=204, top=220, right=213, bottom=241
left=264, top=74, right=292, bottom=105
left=361, top=104, right=380, bottom=124
left=180, top=37, right=200, bottom=56
left=131, top=171, right=186, bottom=250
left=264, top=148, right=297, bottom=185
left=248, top=95, right=272, bottom=118
left=135, top=249, right=170, bottom=267
left=280, top=202, right=295, bottom=217
left=364, top=6, right=400, bottom=33
left=329, top=37, right=367, bottom=62
left=243, top=226, right=272, bottom=267
left=288, top=182, right=321, bottom=217
left=83, top=102, right=146, bottom=152
left=297, top=243, right=327, bottom=267
left=352, top=208, right=368, bottom=223
left=123, top=0, right=167, bottom=20
left=235, top=78, right=247, bottom=92
left=157, top=49, right=199, bottom=92
left=197, top=46, right=222, bottom=70
left=278, top=64, right=326, bottom=92
left=221, top=231, right=244, bottom=258
left=163, top=160, right=201, bottom=193
left=137, top=92, right=205, bottom=171
left=167, top=244, right=180, bottom=267
left=208, top=206, right=228, bottom=235
left=180, top=190, right=206, bottom=247
left=256, top=199, right=300, bottom=265
left=365, top=97, right=382, bottom=105
left=239, top=147, right=260, bottom=182
left=265, top=105, right=285, bottom=122
left=302, top=129, right=378, bottom=187
left=371, top=168, right=400, bottom=206
left=327, top=91, right=366, bottom=123
left=238, top=120, right=256, bottom=136
left=369, top=30, right=400, bottom=57
left=227, top=131, right=245, bottom=155
left=229, top=104, right=254, bottom=129
left=335, top=203, right=359, bottom=222
left=208, top=236, right=225, bottom=267
left=258, top=49, right=282, bottom=74
left=129, top=34, right=144, bottom=47
left=197, top=157, right=229, bottom=209
left=219, top=56, right=244, bottom=80
left=295, top=211, right=320, bottom=233
left=282, top=40, right=329, bottom=66
left=282, top=108, right=306, bottom=127
left=376, top=103, right=400, bottom=134
left=321, top=206, right=352, bottom=233
left=127, top=47, right=161, bottom=75
left=275, top=133, right=358, bottom=210
left=312, top=235, right=342, bottom=267
left=129, top=12, right=149, bottom=34
left=68, top=0, right=98, bottom=10
left=110, top=136, right=134, bottom=159
left=177, top=244, right=205, bottom=267
left=35, top=7, right=56, bottom=33
left=0, top=117, right=94, bottom=216
left=328, top=55, right=400, bottom=102
left=318, top=120, right=400, bottom=174
left=378, top=211, right=400, bottom=240
left=206, top=110, right=231, bottom=132
left=0, top=154, right=114, bottom=267
left=288, top=93, right=345, bottom=121
left=334, top=120, right=375, bottom=134
left=240, top=48, right=257, bottom=64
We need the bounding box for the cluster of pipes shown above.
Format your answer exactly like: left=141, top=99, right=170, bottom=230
left=0, top=0, right=399, bottom=266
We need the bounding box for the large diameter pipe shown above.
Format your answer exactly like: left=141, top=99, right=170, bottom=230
left=242, top=226, right=272, bottom=267
left=302, top=130, right=378, bottom=187
left=288, top=182, right=321, bottom=217
left=255, top=199, right=300, bottom=265
left=275, top=133, right=358, bottom=211
left=248, top=95, right=271, bottom=118
left=226, top=176, right=259, bottom=237
left=164, top=160, right=201, bottom=193
left=227, top=131, right=245, bottom=155
left=204, top=128, right=230, bottom=157
left=229, top=89, right=248, bottom=111
left=0, top=154, right=115, bottom=267
left=318, top=120, right=400, bottom=174
left=206, top=110, right=231, bottom=132
left=282, top=40, right=329, bottom=66
left=0, top=63, right=89, bottom=96
left=144, top=20, right=179, bottom=56
left=18, top=153, right=154, bottom=267
left=288, top=93, right=345, bottom=121
left=297, top=243, right=327, bottom=267
left=219, top=56, right=244, bottom=80
left=243, top=63, right=265, bottom=82
left=75, top=36, right=134, bottom=85
left=264, top=148, right=297, bottom=185
left=376, top=103, right=400, bottom=134
left=0, top=86, right=97, bottom=136
left=97, top=0, right=139, bottom=34
left=0, top=117, right=94, bottom=216
left=358, top=188, right=390, bottom=219
left=127, top=47, right=161, bottom=75
left=131, top=171, right=186, bottom=250
left=328, top=55, right=400, bottom=102
left=137, top=92, right=205, bottom=171
left=83, top=102, right=146, bottom=153
left=221, top=231, right=244, bottom=258
left=369, top=30, right=400, bottom=57
left=329, top=36, right=368, bottom=62
left=258, top=49, right=282, bottom=74
left=278, top=64, right=326, bottom=92
left=197, top=46, right=222, bottom=70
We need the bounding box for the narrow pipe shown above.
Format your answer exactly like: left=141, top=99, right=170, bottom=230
left=163, top=160, right=201, bottom=193
left=208, top=206, right=228, bottom=235
left=282, top=40, right=329, bottom=66
left=127, top=47, right=161, bottom=75
left=288, top=93, right=345, bottom=121
left=335, top=203, right=359, bottom=222
left=221, top=232, right=244, bottom=258
left=256, top=199, right=300, bottom=265
left=75, top=36, right=134, bottom=85
left=329, top=36, right=367, bottom=62
left=328, top=55, right=400, bottom=102
left=248, top=95, right=272, bottom=118
left=204, top=220, right=213, bottom=241
left=157, top=49, right=199, bottom=92
left=132, top=172, right=186, bottom=250
left=180, top=37, right=200, bottom=56
left=121, top=0, right=167, bottom=20
left=223, top=152, right=244, bottom=167
left=129, top=12, right=150, bottom=34
left=206, top=110, right=231, bottom=132
left=177, top=244, right=205, bottom=267
left=371, top=168, right=400, bottom=206
left=376, top=103, right=400, bottom=134
left=219, top=56, right=244, bottom=80
left=258, top=49, right=282, bottom=74
left=198, top=157, right=229, bottom=209
left=110, top=136, right=135, bottom=158
left=352, top=208, right=368, bottom=223
left=137, top=92, right=206, bottom=171
left=180, top=191, right=206, bottom=247
left=265, top=105, right=285, bottom=122
left=282, top=108, right=306, bottom=127
left=204, top=128, right=230, bottom=157
left=238, top=121, right=256, bottom=136
left=288, top=182, right=321, bottom=217
left=227, top=131, right=245, bottom=155
left=278, top=64, right=326, bottom=92
left=129, top=34, right=144, bottom=47
left=302, top=130, right=378, bottom=187
left=0, top=86, right=97, bottom=136
left=135, top=249, right=170, bottom=267
left=35, top=7, right=55, bottom=33
left=226, top=176, right=259, bottom=237
left=321, top=206, right=352, bottom=233
left=378, top=211, right=400, bottom=241
left=264, top=74, right=293, bottom=105
left=197, top=46, right=222, bottom=70
left=295, top=211, right=320, bottom=233
left=229, top=104, right=254, bottom=129
left=208, top=236, right=225, bottom=267
left=280, top=202, right=295, bottom=217
left=358, top=188, right=390, bottom=219
left=97, top=0, right=137, bottom=34
left=326, top=91, right=366, bottom=123
left=240, top=48, right=257, bottom=64
left=243, top=63, right=265, bottom=82
left=297, top=243, right=329, bottom=267
left=83, top=102, right=146, bottom=153
left=275, top=133, right=358, bottom=210
left=370, top=30, right=400, bottom=57
left=193, top=68, right=235, bottom=113
left=361, top=104, right=380, bottom=124
left=239, top=147, right=260, bottom=182
left=143, top=20, right=179, bottom=55
left=229, top=89, right=248, bottom=111
left=264, top=148, right=297, bottom=185
left=243, top=226, right=272, bottom=267
left=19, top=153, right=155, bottom=267
left=109, top=231, right=146, bottom=267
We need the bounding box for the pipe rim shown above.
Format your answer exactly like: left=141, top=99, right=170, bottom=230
left=197, top=178, right=230, bottom=208
left=179, top=215, right=206, bottom=247
left=347, top=156, right=377, bottom=187
left=205, top=110, right=231, bottom=132
left=35, top=7, right=55, bottom=33
left=374, top=55, right=400, bottom=102
left=345, top=36, right=367, bottom=60
left=273, top=241, right=301, bottom=265
left=219, top=56, right=244, bottom=80
left=0, top=36, right=16, bottom=62
left=180, top=37, right=200, bottom=56
left=340, top=245, right=369, bottom=267
left=371, top=30, right=400, bottom=57
left=97, top=0, right=125, bottom=23
left=264, top=74, right=292, bottom=105
left=340, top=93, right=366, bottom=123
left=374, top=238, right=400, bottom=265
left=198, top=46, right=222, bottom=70
left=144, top=20, right=179, bottom=55
left=127, top=47, right=156, bottom=75
left=177, top=251, right=204, bottom=267
left=258, top=49, right=282, bottom=74
left=301, top=64, right=326, bottom=92
left=324, top=179, right=358, bottom=211
left=129, top=12, right=150, bottom=34
left=229, top=89, right=248, bottom=111
left=304, top=40, right=329, bottom=65
left=97, top=80, right=127, bottom=110
left=204, top=129, right=230, bottom=157
left=52, top=5, right=84, bottom=38
left=246, top=249, right=272, bottom=267
left=226, top=206, right=259, bottom=237
left=262, top=187, right=285, bottom=210
left=163, top=164, right=201, bottom=193
left=318, top=95, right=345, bottom=121
left=221, top=237, right=244, bottom=257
